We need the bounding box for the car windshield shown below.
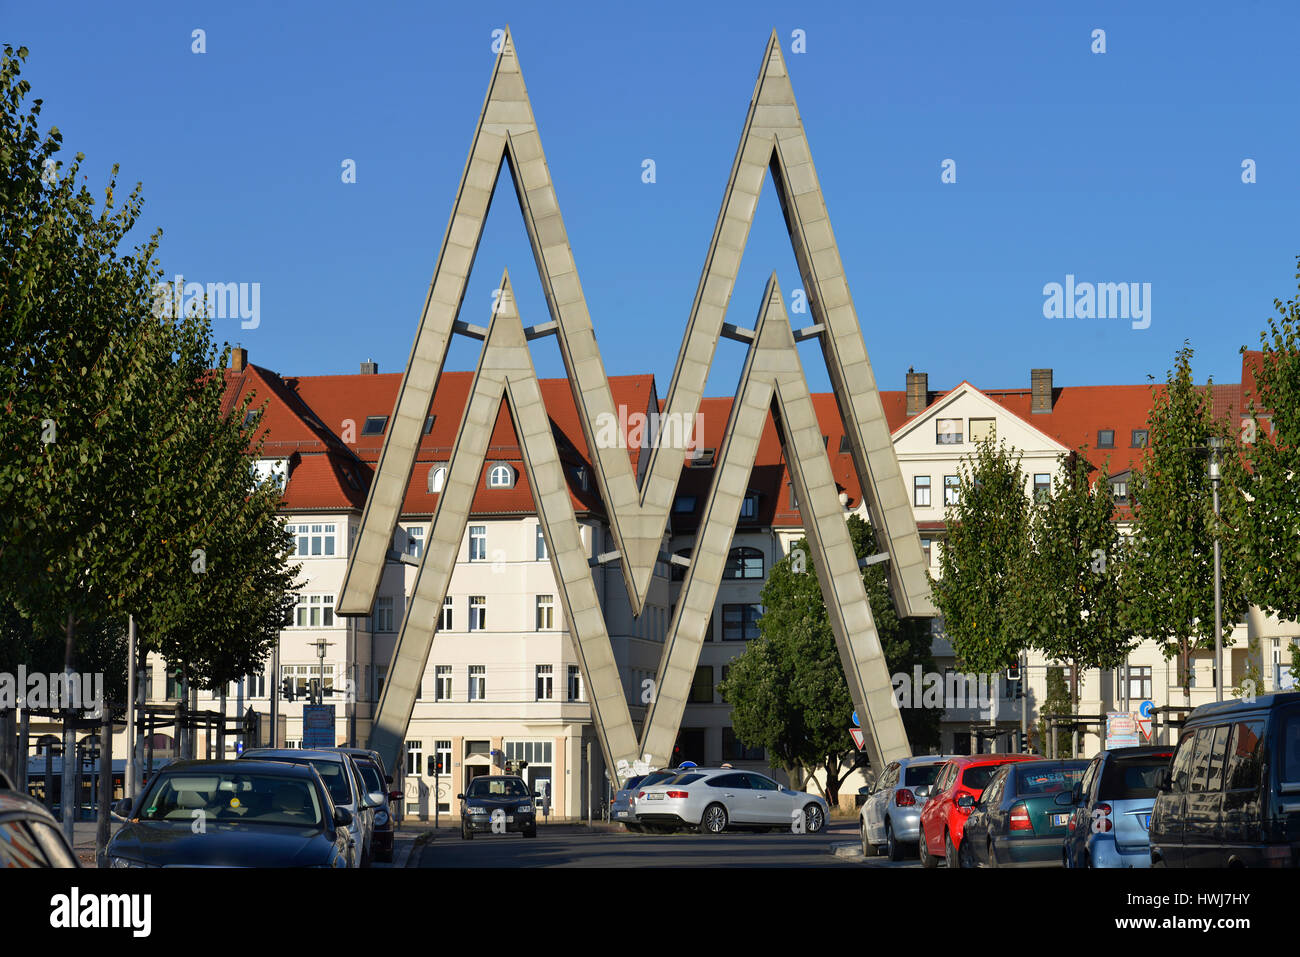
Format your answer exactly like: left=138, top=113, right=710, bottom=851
left=1099, top=758, right=1172, bottom=799
left=901, top=764, right=943, bottom=788
left=621, top=776, right=646, bottom=793
left=137, top=772, right=325, bottom=828
left=355, top=762, right=384, bottom=793
left=640, top=771, right=676, bottom=787
left=1015, top=766, right=1084, bottom=794
left=664, top=773, right=705, bottom=786
left=960, top=765, right=1006, bottom=792
left=467, top=778, right=530, bottom=798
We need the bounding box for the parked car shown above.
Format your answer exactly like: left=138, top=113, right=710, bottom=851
left=0, top=771, right=79, bottom=868
left=459, top=775, right=538, bottom=838
left=618, top=766, right=698, bottom=832
left=1061, top=745, right=1174, bottom=868
left=958, top=758, right=1089, bottom=867
left=860, top=755, right=952, bottom=861
left=1150, top=691, right=1300, bottom=868
left=917, top=753, right=1040, bottom=868
left=634, top=768, right=829, bottom=835
left=328, top=747, right=397, bottom=863
left=611, top=775, right=647, bottom=830
left=240, top=748, right=371, bottom=867
left=105, top=759, right=353, bottom=867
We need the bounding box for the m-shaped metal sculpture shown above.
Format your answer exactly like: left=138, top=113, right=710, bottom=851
left=339, top=28, right=936, bottom=784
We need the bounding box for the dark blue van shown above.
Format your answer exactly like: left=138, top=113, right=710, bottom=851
left=1149, top=692, right=1300, bottom=867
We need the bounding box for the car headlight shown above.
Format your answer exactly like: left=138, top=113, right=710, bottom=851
left=108, top=856, right=152, bottom=868
left=373, top=810, right=389, bottom=826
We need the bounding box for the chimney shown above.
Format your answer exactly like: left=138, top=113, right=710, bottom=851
left=906, top=367, right=928, bottom=416
left=230, top=346, right=248, bottom=372
left=1031, top=368, right=1053, bottom=413
left=360, top=359, right=378, bottom=375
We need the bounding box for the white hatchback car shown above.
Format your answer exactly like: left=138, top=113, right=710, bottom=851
left=634, top=768, right=829, bottom=834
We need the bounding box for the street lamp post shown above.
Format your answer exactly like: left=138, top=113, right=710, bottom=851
left=1209, top=437, right=1224, bottom=703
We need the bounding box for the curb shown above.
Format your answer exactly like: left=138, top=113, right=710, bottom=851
left=830, top=841, right=864, bottom=860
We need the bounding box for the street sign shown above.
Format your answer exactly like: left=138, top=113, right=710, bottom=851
left=1139, top=700, right=1154, bottom=719
left=851, top=711, right=860, bottom=728
left=301, top=704, right=335, bottom=749
left=849, top=728, right=866, bottom=750
left=1105, top=711, right=1140, bottom=750
left=1137, top=718, right=1153, bottom=741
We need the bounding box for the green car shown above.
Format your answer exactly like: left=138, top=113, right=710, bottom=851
left=958, top=759, right=1090, bottom=867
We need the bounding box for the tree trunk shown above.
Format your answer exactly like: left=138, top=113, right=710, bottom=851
left=60, top=611, right=76, bottom=848
left=95, top=707, right=112, bottom=867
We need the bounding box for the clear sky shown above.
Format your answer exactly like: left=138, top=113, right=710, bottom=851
left=7, top=0, right=1297, bottom=398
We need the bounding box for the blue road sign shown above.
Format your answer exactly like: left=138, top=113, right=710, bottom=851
left=851, top=711, right=860, bottom=727
left=1139, top=700, right=1154, bottom=719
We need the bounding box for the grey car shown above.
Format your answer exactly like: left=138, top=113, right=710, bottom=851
left=635, top=768, right=829, bottom=834
left=860, top=755, right=952, bottom=861
left=240, top=748, right=372, bottom=867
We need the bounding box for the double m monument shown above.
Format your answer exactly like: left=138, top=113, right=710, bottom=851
left=337, top=28, right=937, bottom=786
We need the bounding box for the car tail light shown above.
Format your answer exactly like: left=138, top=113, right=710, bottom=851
left=1094, top=803, right=1113, bottom=832
left=1009, top=802, right=1033, bottom=832
left=637, top=792, right=645, bottom=799
left=895, top=789, right=915, bottom=808
left=666, top=790, right=689, bottom=799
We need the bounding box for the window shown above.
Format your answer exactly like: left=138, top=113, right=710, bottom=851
left=1282, top=712, right=1300, bottom=784
left=920, top=538, right=932, bottom=565
left=968, top=418, right=996, bottom=443
left=406, top=525, right=424, bottom=559
left=243, top=409, right=262, bottom=428
left=671, top=547, right=691, bottom=582
left=913, top=475, right=931, bottom=507
left=428, top=466, right=446, bottom=494
left=687, top=448, right=716, bottom=468
left=740, top=491, right=759, bottom=520
left=723, top=547, right=764, bottom=580
left=362, top=415, right=387, bottom=436
left=937, top=418, right=963, bottom=445
left=435, top=665, right=452, bottom=701
left=504, top=740, right=553, bottom=766
left=789, top=484, right=798, bottom=510
left=572, top=466, right=588, bottom=491
left=536, top=594, right=554, bottom=630
left=1033, top=473, right=1051, bottom=503
left=721, top=728, right=765, bottom=761
left=487, top=464, right=514, bottom=488
left=243, top=671, right=266, bottom=697
left=1225, top=721, right=1264, bottom=791
left=439, top=595, right=452, bottom=631
left=468, top=666, right=486, bottom=701
left=1126, top=666, right=1152, bottom=701
left=405, top=740, right=423, bottom=776
left=722, top=603, right=763, bottom=641
left=468, top=525, right=486, bottom=561
left=469, top=596, right=486, bottom=631
left=838, top=435, right=852, bottom=454
left=1111, top=478, right=1128, bottom=503
left=1188, top=728, right=1218, bottom=793
left=1097, top=429, right=1115, bottom=449
left=567, top=665, right=583, bottom=701
left=673, top=495, right=696, bottom=514
left=535, top=525, right=548, bottom=561
left=535, top=665, right=554, bottom=701
left=1131, top=429, right=1148, bottom=448
left=295, top=594, right=336, bottom=628
left=289, top=523, right=337, bottom=558
left=423, top=415, right=436, bottom=435
left=943, top=475, right=960, bottom=506
left=374, top=596, right=394, bottom=633
left=689, top=666, right=713, bottom=704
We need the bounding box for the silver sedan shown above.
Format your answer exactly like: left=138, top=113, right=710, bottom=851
left=633, top=768, right=829, bottom=834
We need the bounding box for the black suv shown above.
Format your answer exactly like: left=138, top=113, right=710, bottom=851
left=459, top=775, right=538, bottom=839
left=1149, top=691, right=1300, bottom=867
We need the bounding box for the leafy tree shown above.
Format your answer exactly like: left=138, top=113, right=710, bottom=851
left=1225, top=258, right=1300, bottom=623
left=931, top=436, right=1032, bottom=674
left=718, top=515, right=938, bottom=807
left=1035, top=666, right=1073, bottom=757
left=1122, top=344, right=1249, bottom=707
left=1011, top=451, right=1133, bottom=712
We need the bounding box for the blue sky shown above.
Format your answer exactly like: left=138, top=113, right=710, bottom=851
left=7, top=0, right=1298, bottom=397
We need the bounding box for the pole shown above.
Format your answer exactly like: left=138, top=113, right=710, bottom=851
left=1211, top=451, right=1224, bottom=703
left=270, top=639, right=280, bottom=748
left=126, top=615, right=136, bottom=799
left=1019, top=654, right=1027, bottom=752
left=17, top=708, right=29, bottom=793
left=95, top=707, right=112, bottom=867
left=585, top=741, right=592, bottom=827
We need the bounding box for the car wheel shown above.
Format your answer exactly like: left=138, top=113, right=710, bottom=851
left=958, top=835, right=977, bottom=869
left=1084, top=852, right=1093, bottom=869
left=623, top=823, right=643, bottom=833
left=945, top=830, right=959, bottom=869
left=699, top=803, right=729, bottom=835
left=461, top=823, right=473, bottom=840
left=919, top=828, right=938, bottom=868
left=886, top=821, right=905, bottom=862
left=803, top=804, right=825, bottom=834
left=861, top=821, right=878, bottom=857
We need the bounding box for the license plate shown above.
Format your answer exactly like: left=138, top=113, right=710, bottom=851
left=1140, top=814, right=1151, bottom=829
left=1050, top=813, right=1069, bottom=827
left=645, top=793, right=664, bottom=801
left=616, top=810, right=628, bottom=817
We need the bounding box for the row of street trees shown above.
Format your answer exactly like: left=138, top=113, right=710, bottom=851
left=0, top=46, right=300, bottom=846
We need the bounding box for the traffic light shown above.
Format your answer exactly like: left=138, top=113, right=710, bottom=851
left=1017, top=730, right=1029, bottom=753
left=280, top=677, right=295, bottom=702
left=426, top=755, right=437, bottom=777
left=1006, top=661, right=1021, bottom=682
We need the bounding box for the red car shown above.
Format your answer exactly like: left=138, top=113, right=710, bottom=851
left=918, top=754, right=1039, bottom=868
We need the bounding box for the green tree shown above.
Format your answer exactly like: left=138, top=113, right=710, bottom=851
left=1225, top=258, right=1300, bottom=623
left=931, top=436, right=1032, bottom=674
left=1122, top=344, right=1249, bottom=707
left=718, top=514, right=938, bottom=807
left=1011, top=451, right=1133, bottom=712
left=1036, top=666, right=1073, bottom=757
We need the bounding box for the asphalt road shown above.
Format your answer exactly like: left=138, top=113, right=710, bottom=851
left=413, top=819, right=918, bottom=867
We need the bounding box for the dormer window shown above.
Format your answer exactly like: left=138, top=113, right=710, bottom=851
left=1097, top=429, right=1115, bottom=449
left=362, top=415, right=387, bottom=436
left=487, top=464, right=515, bottom=489
left=673, top=495, right=697, bottom=514
left=740, top=490, right=760, bottom=520
left=423, top=415, right=436, bottom=435
left=428, top=465, right=447, bottom=494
